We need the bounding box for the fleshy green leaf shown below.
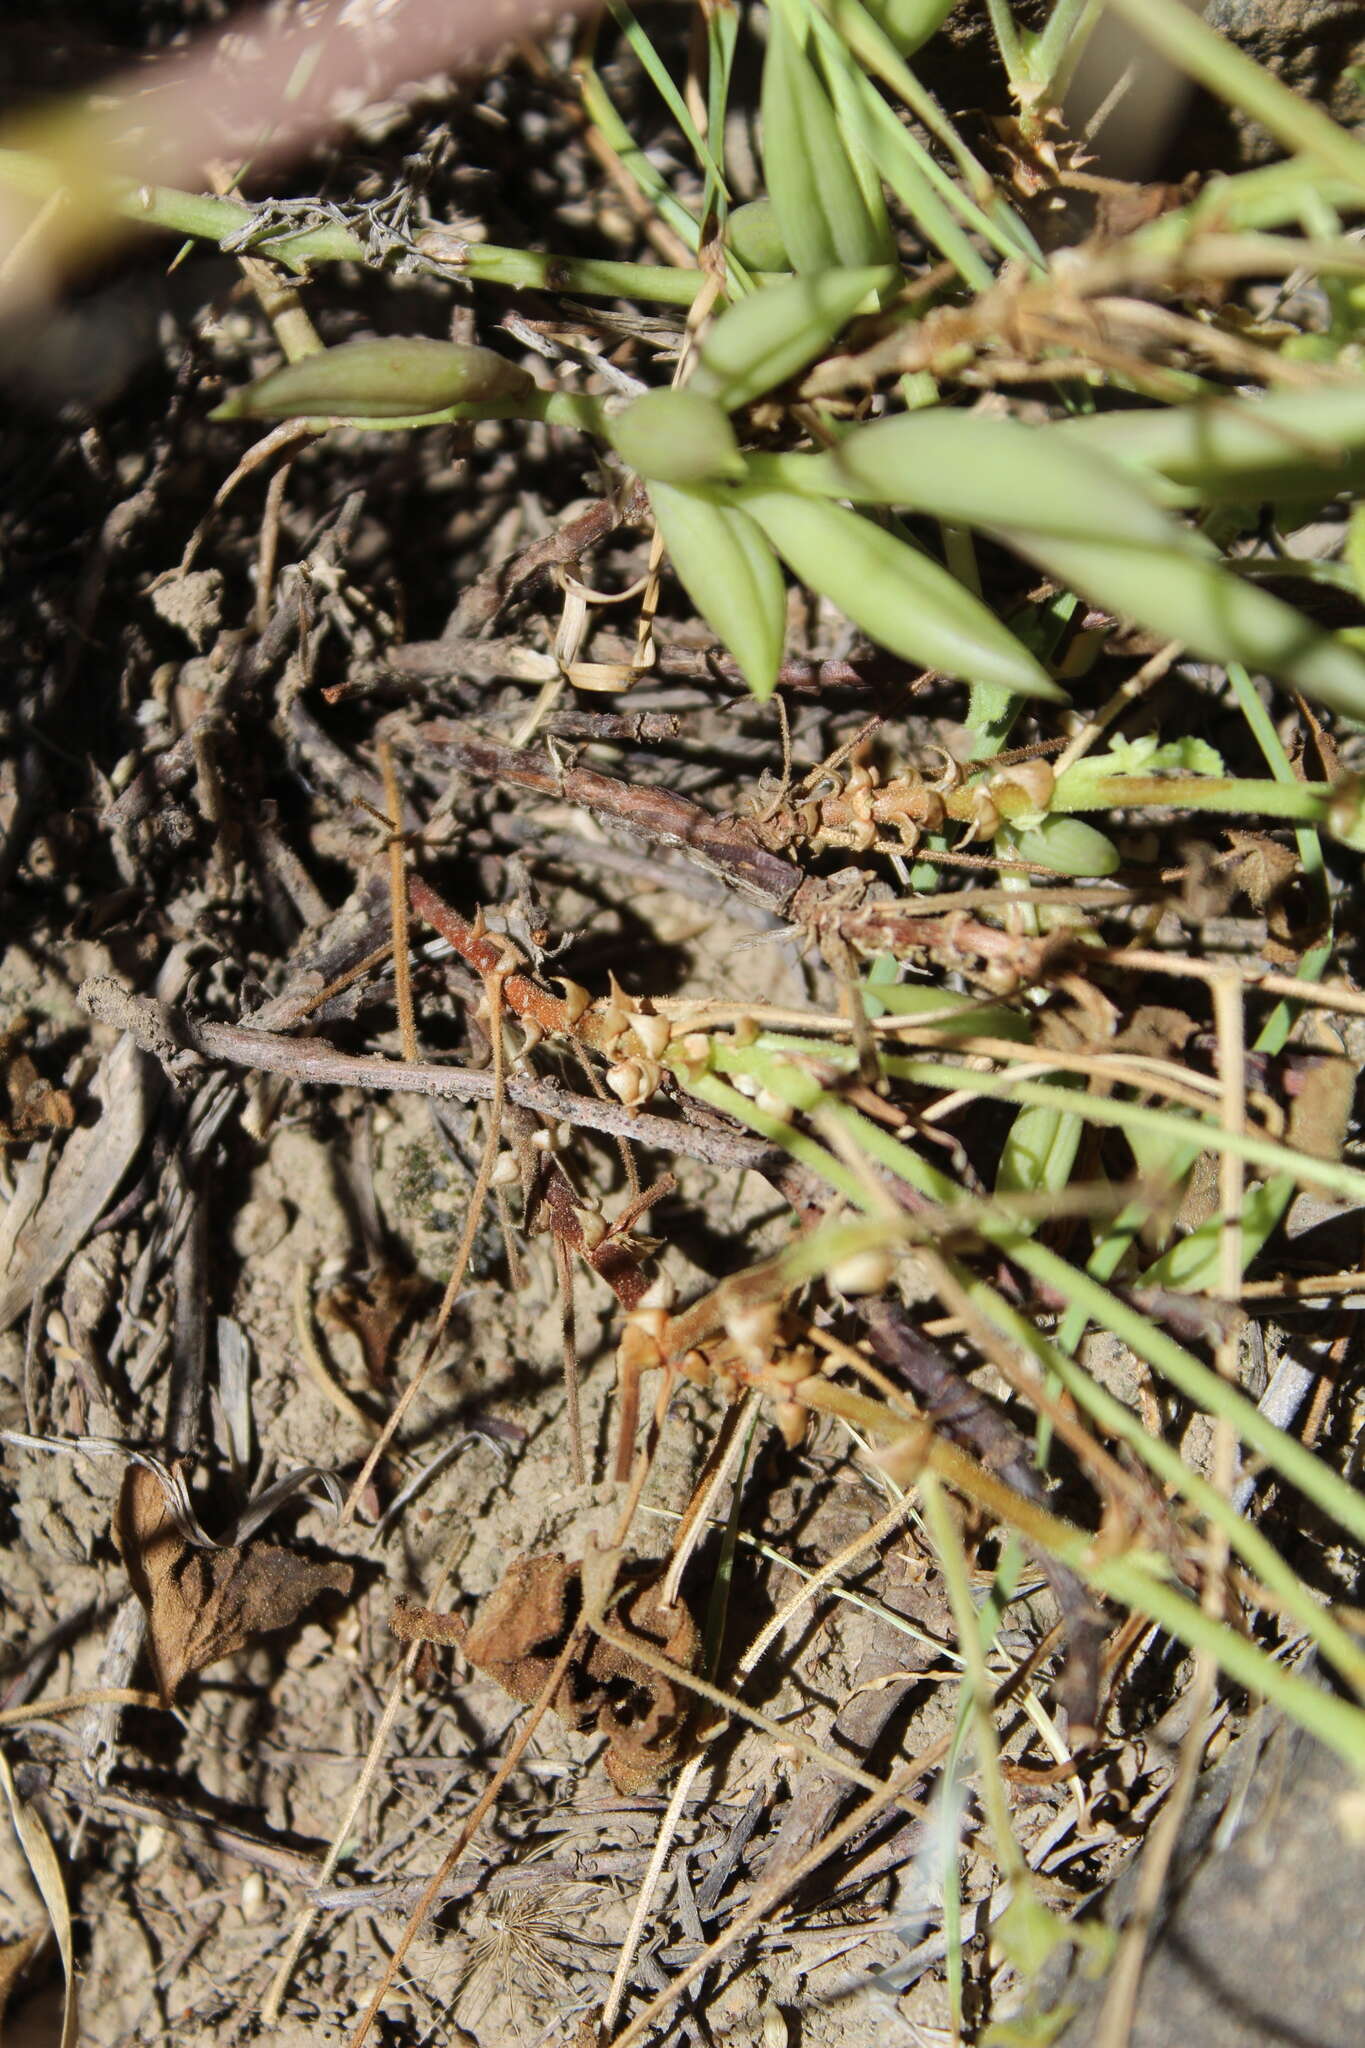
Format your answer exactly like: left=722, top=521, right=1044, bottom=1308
left=211, top=336, right=534, bottom=420
left=610, top=388, right=744, bottom=484
left=760, top=3, right=897, bottom=271
left=734, top=485, right=1064, bottom=699
left=1001, top=816, right=1120, bottom=876
left=649, top=481, right=787, bottom=700
left=692, top=265, right=898, bottom=412
left=995, top=1092, right=1085, bottom=1231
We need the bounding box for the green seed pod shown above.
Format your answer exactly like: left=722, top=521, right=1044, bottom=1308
left=212, top=337, right=535, bottom=420
left=692, top=265, right=898, bottom=413
left=733, top=485, right=1064, bottom=700
left=1002, top=815, right=1121, bottom=876
left=609, top=388, right=745, bottom=484
left=649, top=481, right=787, bottom=701
left=760, top=6, right=897, bottom=273
left=726, top=199, right=791, bottom=272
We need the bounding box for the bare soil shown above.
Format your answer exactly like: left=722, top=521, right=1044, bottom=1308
left=3, top=8, right=1364, bottom=2048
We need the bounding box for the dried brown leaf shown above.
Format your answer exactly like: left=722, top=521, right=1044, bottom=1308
left=1, top=1049, right=75, bottom=1145
left=113, top=1465, right=352, bottom=1704
left=391, top=1551, right=698, bottom=1791
left=1110, top=1005, right=1199, bottom=1061
left=1221, top=829, right=1300, bottom=913
left=1286, top=1041, right=1355, bottom=1178
left=321, top=1263, right=421, bottom=1387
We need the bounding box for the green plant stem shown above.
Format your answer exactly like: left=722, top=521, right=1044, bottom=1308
left=710, top=1040, right=1365, bottom=1549
left=1031, top=0, right=1102, bottom=96
left=820, top=0, right=1028, bottom=222
left=1132, top=160, right=1362, bottom=261
left=967, top=1277, right=1365, bottom=1699
left=796, top=1372, right=1365, bottom=1769
left=985, top=0, right=1028, bottom=86
left=704, top=0, right=741, bottom=226
left=576, top=54, right=706, bottom=261
left=719, top=1057, right=1365, bottom=1696
left=0, top=147, right=724, bottom=304
left=1049, top=771, right=1332, bottom=821
left=1226, top=660, right=1334, bottom=1055
left=670, top=1033, right=1365, bottom=1733
left=965, top=681, right=1023, bottom=760
left=605, top=0, right=729, bottom=201
left=752, top=1038, right=1365, bottom=1213
left=1050, top=673, right=1333, bottom=1375
left=919, top=1474, right=1064, bottom=1975
left=804, top=0, right=1036, bottom=277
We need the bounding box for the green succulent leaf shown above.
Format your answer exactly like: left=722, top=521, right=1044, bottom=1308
left=692, top=264, right=898, bottom=412
left=996, top=1092, right=1086, bottom=1231
left=649, top=481, right=787, bottom=700
left=793, top=416, right=1365, bottom=717
left=725, top=197, right=792, bottom=271
left=1140, top=1176, right=1289, bottom=1292
left=733, top=484, right=1065, bottom=699
left=1000, top=816, right=1121, bottom=876
left=858, top=975, right=1031, bottom=1039
left=1058, top=382, right=1365, bottom=503
left=1010, top=534, right=1365, bottom=723
left=610, top=388, right=745, bottom=484
left=760, top=2, right=897, bottom=271
left=776, top=410, right=1184, bottom=549
left=857, top=0, right=956, bottom=57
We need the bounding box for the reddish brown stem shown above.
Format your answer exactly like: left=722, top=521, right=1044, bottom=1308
left=422, top=724, right=812, bottom=913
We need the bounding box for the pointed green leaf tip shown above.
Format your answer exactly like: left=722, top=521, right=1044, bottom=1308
left=735, top=486, right=1064, bottom=701
left=211, top=337, right=535, bottom=420
left=610, top=389, right=745, bottom=485
left=692, top=266, right=898, bottom=413
left=649, top=481, right=787, bottom=700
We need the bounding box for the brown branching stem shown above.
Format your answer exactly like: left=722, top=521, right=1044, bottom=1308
left=77, top=977, right=777, bottom=1175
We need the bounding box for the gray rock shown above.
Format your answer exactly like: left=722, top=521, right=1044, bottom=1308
left=1054, top=1695, right=1365, bottom=2047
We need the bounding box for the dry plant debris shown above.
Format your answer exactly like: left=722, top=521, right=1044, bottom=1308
left=3, top=5, right=1365, bottom=2048
left=392, top=1551, right=700, bottom=1794
left=112, top=1465, right=354, bottom=1707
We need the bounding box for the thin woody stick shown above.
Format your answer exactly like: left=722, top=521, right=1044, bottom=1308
left=378, top=739, right=418, bottom=1064
left=78, top=977, right=777, bottom=1174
